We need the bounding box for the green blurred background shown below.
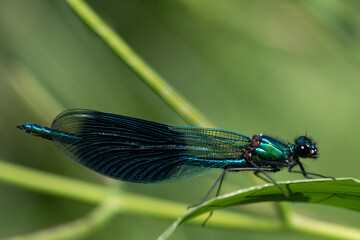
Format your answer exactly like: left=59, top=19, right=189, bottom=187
left=0, top=0, right=359, bottom=239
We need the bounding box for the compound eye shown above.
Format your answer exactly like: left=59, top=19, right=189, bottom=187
left=297, top=144, right=311, bottom=158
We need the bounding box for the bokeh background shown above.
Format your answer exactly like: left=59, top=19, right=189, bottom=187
left=0, top=0, right=359, bottom=239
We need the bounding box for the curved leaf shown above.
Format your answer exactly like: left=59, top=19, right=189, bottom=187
left=158, top=178, right=360, bottom=240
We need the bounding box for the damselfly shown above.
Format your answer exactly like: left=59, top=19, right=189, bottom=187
left=18, top=109, right=331, bottom=202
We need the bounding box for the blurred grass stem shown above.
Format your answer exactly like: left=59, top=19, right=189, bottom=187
left=3, top=192, right=119, bottom=240
left=66, top=0, right=213, bottom=128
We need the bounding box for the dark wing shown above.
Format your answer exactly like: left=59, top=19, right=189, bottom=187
left=51, top=109, right=250, bottom=183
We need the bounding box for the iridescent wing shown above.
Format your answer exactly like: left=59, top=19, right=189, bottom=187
left=51, top=109, right=250, bottom=183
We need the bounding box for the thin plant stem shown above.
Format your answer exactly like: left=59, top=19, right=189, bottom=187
left=66, top=0, right=213, bottom=128
left=3, top=192, right=119, bottom=240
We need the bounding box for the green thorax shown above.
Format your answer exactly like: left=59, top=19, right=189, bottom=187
left=253, top=134, right=291, bottom=161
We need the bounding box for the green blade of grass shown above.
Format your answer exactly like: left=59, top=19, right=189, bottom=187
left=3, top=193, right=119, bottom=240
left=66, top=0, right=213, bottom=128
left=181, top=178, right=360, bottom=222
left=158, top=178, right=360, bottom=240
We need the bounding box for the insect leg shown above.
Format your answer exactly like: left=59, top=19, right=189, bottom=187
left=288, top=162, right=334, bottom=179
left=188, top=169, right=228, bottom=209
left=289, top=162, right=311, bottom=179
left=202, top=168, right=230, bottom=226
left=248, top=161, right=289, bottom=198
left=202, top=166, right=281, bottom=204
left=202, top=165, right=286, bottom=226
left=254, top=171, right=273, bottom=183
